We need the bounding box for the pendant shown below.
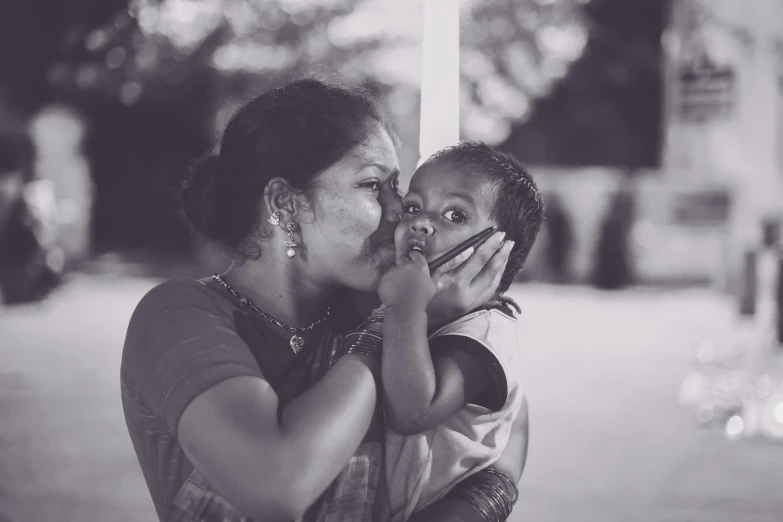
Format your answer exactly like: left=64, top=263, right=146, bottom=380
left=290, top=335, right=305, bottom=354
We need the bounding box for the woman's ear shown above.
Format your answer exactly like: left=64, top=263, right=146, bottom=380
left=264, top=178, right=315, bottom=228
left=264, top=177, right=298, bottom=222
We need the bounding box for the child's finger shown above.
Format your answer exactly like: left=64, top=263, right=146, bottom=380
left=409, top=250, right=429, bottom=267
left=430, top=247, right=475, bottom=277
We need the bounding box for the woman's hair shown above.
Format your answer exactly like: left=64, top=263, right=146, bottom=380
left=421, top=142, right=545, bottom=295
left=178, top=78, right=393, bottom=259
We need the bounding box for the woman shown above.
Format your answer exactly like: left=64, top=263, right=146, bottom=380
left=121, top=79, right=527, bottom=522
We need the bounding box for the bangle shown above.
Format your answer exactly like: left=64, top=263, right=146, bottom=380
left=450, top=467, right=518, bottom=522
left=344, top=345, right=381, bottom=359
left=344, top=331, right=383, bottom=350
left=483, top=468, right=519, bottom=505
left=338, top=329, right=383, bottom=361
left=338, top=306, right=386, bottom=363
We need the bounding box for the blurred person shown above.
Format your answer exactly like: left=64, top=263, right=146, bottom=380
left=0, top=132, right=62, bottom=304
left=121, top=79, right=528, bottom=522
left=29, top=105, right=94, bottom=265
left=757, top=218, right=783, bottom=349
left=592, top=173, right=637, bottom=290
left=379, top=142, right=543, bottom=521
left=541, top=193, right=572, bottom=284
left=0, top=134, right=29, bottom=243
left=777, top=250, right=783, bottom=346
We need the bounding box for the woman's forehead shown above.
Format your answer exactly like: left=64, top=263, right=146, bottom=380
left=314, top=129, right=399, bottom=190
left=330, top=128, right=399, bottom=176
left=351, top=127, right=399, bottom=169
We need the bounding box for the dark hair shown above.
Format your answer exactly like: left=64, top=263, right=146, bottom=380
left=178, top=78, right=394, bottom=259
left=422, top=142, right=545, bottom=296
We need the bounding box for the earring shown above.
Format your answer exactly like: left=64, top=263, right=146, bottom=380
left=268, top=209, right=281, bottom=226
left=285, top=222, right=299, bottom=258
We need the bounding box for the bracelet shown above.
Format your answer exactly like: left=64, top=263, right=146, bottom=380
left=337, top=306, right=386, bottom=363
left=338, top=329, right=383, bottom=361
left=344, top=345, right=381, bottom=359
left=344, top=331, right=383, bottom=350
left=483, top=468, right=519, bottom=505
left=455, top=485, right=508, bottom=522
left=457, top=485, right=509, bottom=522
left=450, top=467, right=517, bottom=522
left=457, top=488, right=494, bottom=521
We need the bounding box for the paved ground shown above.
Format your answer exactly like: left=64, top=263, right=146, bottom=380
left=1, top=274, right=782, bottom=522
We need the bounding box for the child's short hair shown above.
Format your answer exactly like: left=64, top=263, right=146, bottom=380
left=421, top=141, right=545, bottom=294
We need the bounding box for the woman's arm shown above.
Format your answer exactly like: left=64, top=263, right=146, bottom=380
left=178, top=353, right=380, bottom=522
left=407, top=397, right=529, bottom=522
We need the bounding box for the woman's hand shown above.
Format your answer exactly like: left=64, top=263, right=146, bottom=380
left=427, top=231, right=513, bottom=329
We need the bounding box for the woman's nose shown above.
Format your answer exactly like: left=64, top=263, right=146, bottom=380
left=409, top=220, right=434, bottom=236
left=378, top=179, right=403, bottom=223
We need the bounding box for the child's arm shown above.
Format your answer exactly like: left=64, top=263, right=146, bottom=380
left=378, top=252, right=494, bottom=435
left=382, top=305, right=493, bottom=435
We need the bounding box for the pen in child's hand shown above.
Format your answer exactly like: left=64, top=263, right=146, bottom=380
left=428, top=226, right=497, bottom=274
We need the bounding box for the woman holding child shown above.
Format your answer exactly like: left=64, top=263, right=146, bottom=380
left=120, top=79, right=542, bottom=522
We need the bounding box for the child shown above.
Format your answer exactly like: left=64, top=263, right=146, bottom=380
left=377, top=142, right=544, bottom=521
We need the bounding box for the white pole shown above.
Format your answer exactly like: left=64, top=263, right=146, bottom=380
left=419, top=0, right=460, bottom=165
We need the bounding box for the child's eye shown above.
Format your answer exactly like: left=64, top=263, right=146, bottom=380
left=404, top=203, right=421, bottom=214
left=443, top=209, right=467, bottom=224
left=360, top=180, right=381, bottom=191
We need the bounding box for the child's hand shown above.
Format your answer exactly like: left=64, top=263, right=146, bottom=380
left=378, top=251, right=436, bottom=308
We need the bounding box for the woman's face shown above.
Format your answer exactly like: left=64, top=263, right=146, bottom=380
left=299, top=123, right=403, bottom=292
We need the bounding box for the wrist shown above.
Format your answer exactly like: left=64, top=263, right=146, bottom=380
left=384, top=301, right=428, bottom=318
left=382, top=292, right=433, bottom=310
left=425, top=305, right=454, bottom=330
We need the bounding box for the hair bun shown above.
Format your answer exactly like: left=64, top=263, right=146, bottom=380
left=179, top=154, right=224, bottom=240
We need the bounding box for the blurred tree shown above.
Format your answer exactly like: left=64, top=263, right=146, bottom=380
left=7, top=0, right=589, bottom=253
left=500, top=0, right=671, bottom=168
left=0, top=0, right=127, bottom=117
left=460, top=0, right=588, bottom=145
left=49, top=0, right=589, bottom=158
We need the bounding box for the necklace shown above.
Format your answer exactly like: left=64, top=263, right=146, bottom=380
left=212, top=273, right=330, bottom=354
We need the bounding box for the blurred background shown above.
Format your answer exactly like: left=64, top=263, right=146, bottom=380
left=1, top=0, right=782, bottom=521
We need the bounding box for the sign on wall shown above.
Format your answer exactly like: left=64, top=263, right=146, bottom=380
left=671, top=188, right=732, bottom=226
left=678, top=63, right=736, bottom=122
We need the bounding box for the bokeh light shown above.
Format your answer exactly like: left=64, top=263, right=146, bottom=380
left=725, top=414, right=745, bottom=439
left=760, top=394, right=783, bottom=440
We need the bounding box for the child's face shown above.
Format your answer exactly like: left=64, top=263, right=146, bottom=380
left=395, top=161, right=498, bottom=261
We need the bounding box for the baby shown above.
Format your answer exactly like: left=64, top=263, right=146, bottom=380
left=378, top=142, right=544, bottom=521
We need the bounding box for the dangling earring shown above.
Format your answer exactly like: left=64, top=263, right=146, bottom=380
left=268, top=209, right=281, bottom=226
left=285, top=222, right=299, bottom=258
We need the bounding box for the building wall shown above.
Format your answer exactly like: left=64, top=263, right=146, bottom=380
left=661, top=0, right=783, bottom=288
left=525, top=166, right=731, bottom=286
